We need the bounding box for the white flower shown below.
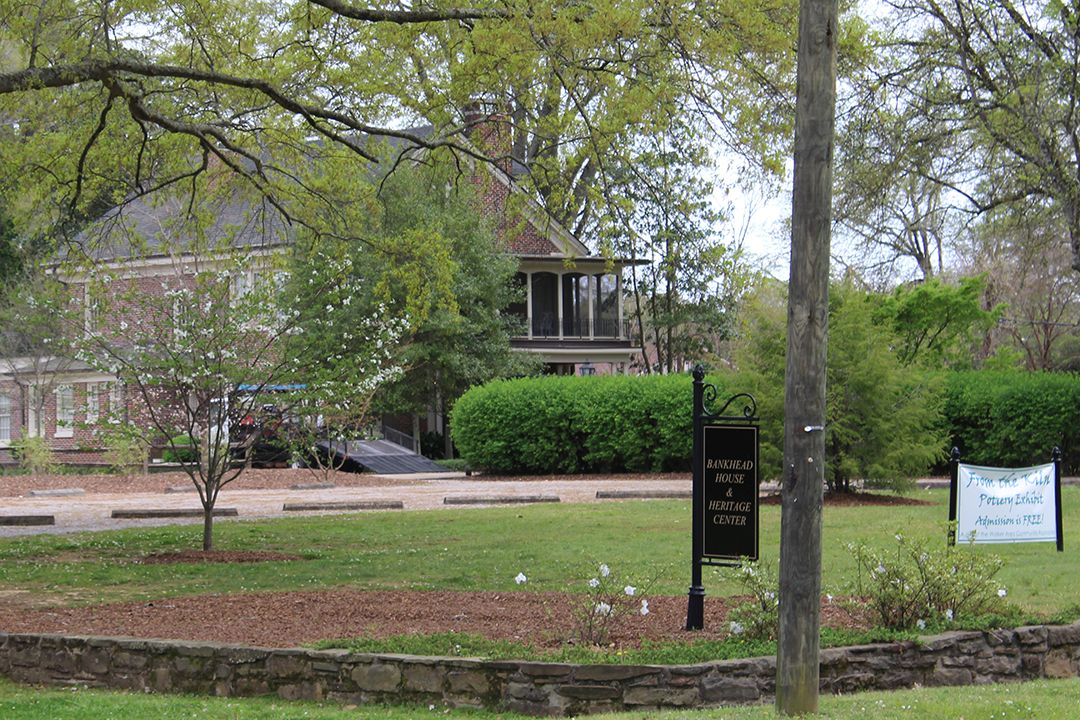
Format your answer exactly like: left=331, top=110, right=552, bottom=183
left=916, top=619, right=926, bottom=630
left=945, top=608, right=954, bottom=622
left=729, top=621, right=745, bottom=635
left=514, top=572, right=527, bottom=585
left=594, top=601, right=612, bottom=616
left=825, top=594, right=833, bottom=603
left=874, top=564, right=887, bottom=576
left=599, top=564, right=610, bottom=577
left=894, top=533, right=903, bottom=542
left=997, top=588, right=1008, bottom=598
left=624, top=585, right=636, bottom=596
left=588, top=578, right=600, bottom=588
left=640, top=599, right=649, bottom=616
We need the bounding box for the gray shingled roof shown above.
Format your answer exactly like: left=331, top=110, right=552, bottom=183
left=75, top=125, right=538, bottom=262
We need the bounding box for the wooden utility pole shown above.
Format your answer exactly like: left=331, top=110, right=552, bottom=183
left=776, top=0, right=838, bottom=714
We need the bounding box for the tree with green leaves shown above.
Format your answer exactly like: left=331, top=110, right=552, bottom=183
left=875, top=276, right=1001, bottom=369
left=0, top=0, right=803, bottom=260
left=605, top=121, right=754, bottom=374
left=52, top=164, right=407, bottom=551
left=733, top=279, right=948, bottom=496
left=883, top=0, right=1080, bottom=273
left=298, top=163, right=536, bottom=459
left=834, top=84, right=964, bottom=282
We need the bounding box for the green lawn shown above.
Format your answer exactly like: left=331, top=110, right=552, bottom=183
left=0, top=487, right=1076, bottom=617
left=2, top=677, right=1078, bottom=719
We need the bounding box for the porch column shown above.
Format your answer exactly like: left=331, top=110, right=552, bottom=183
left=557, top=271, right=564, bottom=340
left=526, top=271, right=533, bottom=339
left=588, top=274, right=595, bottom=339
left=616, top=273, right=624, bottom=338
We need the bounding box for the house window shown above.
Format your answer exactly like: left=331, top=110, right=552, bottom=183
left=231, top=269, right=254, bottom=305
left=85, top=382, right=100, bottom=424
left=83, top=285, right=99, bottom=335
left=593, top=273, right=620, bottom=337
left=530, top=272, right=558, bottom=337
left=55, top=385, right=74, bottom=438
left=0, top=395, right=11, bottom=444
left=507, top=273, right=527, bottom=332
left=561, top=273, right=589, bottom=337
left=108, top=382, right=123, bottom=422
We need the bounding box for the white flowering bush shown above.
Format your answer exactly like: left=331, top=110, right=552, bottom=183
left=573, top=563, right=651, bottom=646
left=848, top=533, right=1008, bottom=630
left=65, top=237, right=406, bottom=552
left=720, top=558, right=779, bottom=641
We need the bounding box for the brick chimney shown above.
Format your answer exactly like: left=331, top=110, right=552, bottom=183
left=463, top=101, right=513, bottom=174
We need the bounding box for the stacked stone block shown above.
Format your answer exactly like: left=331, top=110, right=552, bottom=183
left=2, top=623, right=1079, bottom=716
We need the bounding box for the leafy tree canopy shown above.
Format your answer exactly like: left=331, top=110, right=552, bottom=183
left=874, top=276, right=1001, bottom=369
left=0, top=0, right=812, bottom=253
left=732, top=278, right=947, bottom=492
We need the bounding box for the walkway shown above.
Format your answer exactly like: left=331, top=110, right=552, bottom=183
left=0, top=473, right=692, bottom=537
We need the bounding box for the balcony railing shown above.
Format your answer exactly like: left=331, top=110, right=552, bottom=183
left=526, top=314, right=631, bottom=339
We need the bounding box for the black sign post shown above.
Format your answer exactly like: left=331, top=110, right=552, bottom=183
left=686, top=365, right=759, bottom=631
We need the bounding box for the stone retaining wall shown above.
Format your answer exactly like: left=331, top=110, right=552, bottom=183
left=2, top=623, right=1079, bottom=715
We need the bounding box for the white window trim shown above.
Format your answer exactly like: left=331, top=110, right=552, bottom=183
left=0, top=394, right=11, bottom=446
left=108, top=382, right=123, bottom=423
left=85, top=382, right=99, bottom=424
left=83, top=284, right=98, bottom=336
left=55, top=385, right=74, bottom=438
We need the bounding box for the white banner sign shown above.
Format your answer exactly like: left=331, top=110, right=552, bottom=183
left=956, top=463, right=1057, bottom=544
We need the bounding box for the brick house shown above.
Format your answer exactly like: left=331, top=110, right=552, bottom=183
left=0, top=118, right=641, bottom=467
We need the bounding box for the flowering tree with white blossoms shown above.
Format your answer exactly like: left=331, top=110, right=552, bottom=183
left=72, top=242, right=404, bottom=551
left=277, top=247, right=407, bottom=483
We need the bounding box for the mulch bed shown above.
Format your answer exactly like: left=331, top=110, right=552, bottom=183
left=0, top=589, right=864, bottom=651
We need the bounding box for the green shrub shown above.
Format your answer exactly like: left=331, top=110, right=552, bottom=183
left=451, top=374, right=708, bottom=474
left=847, top=533, right=1008, bottom=631
left=162, top=434, right=198, bottom=464
left=945, top=371, right=1080, bottom=473
left=11, top=436, right=57, bottom=475
left=719, top=558, right=779, bottom=641
left=733, top=280, right=948, bottom=490
left=102, top=428, right=147, bottom=477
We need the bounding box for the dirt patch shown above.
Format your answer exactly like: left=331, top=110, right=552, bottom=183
left=139, top=550, right=303, bottom=565
left=760, top=491, right=933, bottom=507
left=0, top=589, right=863, bottom=651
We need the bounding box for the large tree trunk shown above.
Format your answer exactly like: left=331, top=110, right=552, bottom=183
left=776, top=0, right=838, bottom=714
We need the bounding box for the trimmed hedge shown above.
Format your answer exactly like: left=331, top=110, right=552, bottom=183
left=945, top=371, right=1080, bottom=474
left=450, top=374, right=719, bottom=474
left=453, top=371, right=1080, bottom=477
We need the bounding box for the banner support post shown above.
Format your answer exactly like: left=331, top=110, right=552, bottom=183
left=1053, top=446, right=1064, bottom=553
left=947, top=447, right=960, bottom=547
